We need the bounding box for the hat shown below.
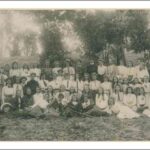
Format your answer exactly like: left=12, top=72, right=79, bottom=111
left=1, top=103, right=13, bottom=113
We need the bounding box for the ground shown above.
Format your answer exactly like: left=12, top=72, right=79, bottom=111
left=0, top=113, right=150, bottom=141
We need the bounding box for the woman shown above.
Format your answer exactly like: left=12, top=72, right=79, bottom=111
left=80, top=84, right=94, bottom=112
left=97, top=59, right=106, bottom=82
left=112, top=84, right=124, bottom=102
left=123, top=86, right=137, bottom=111
left=137, top=62, right=149, bottom=79
left=101, top=76, right=112, bottom=94
left=10, top=61, right=21, bottom=77
left=2, top=78, right=15, bottom=105
left=21, top=87, right=33, bottom=109
left=13, top=76, right=23, bottom=98
left=109, top=97, right=140, bottom=119
left=122, top=78, right=129, bottom=93
left=38, top=73, right=49, bottom=91
left=112, top=76, right=119, bottom=89
left=136, top=87, right=147, bottom=113
left=142, top=76, right=150, bottom=108
left=21, top=64, right=30, bottom=80
left=83, top=73, right=90, bottom=86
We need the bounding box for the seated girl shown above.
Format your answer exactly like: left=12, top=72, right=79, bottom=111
left=136, top=87, right=150, bottom=117
left=86, top=88, right=111, bottom=116
left=109, top=97, right=140, bottom=119
left=123, top=86, right=137, bottom=111
left=28, top=86, right=49, bottom=117
left=112, top=84, right=124, bottom=103
left=13, top=76, right=23, bottom=98
left=142, top=76, right=150, bottom=108
left=101, top=76, right=112, bottom=94
left=80, top=84, right=95, bottom=113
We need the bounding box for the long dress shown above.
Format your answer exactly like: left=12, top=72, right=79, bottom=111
left=111, top=102, right=140, bottom=119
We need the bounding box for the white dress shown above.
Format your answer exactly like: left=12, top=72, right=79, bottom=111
left=95, top=94, right=110, bottom=113
left=101, top=82, right=112, bottom=93
left=111, top=102, right=140, bottom=119
left=32, top=93, right=49, bottom=109
left=123, top=94, right=137, bottom=110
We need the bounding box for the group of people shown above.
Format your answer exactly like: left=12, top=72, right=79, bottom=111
left=0, top=57, right=150, bottom=119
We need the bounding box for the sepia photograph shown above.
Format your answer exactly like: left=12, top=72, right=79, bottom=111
left=0, top=8, right=150, bottom=142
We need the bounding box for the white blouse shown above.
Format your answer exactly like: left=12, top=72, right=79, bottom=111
left=137, top=95, right=146, bottom=107
left=98, top=65, right=106, bottom=75
left=89, top=80, right=101, bottom=90
left=123, top=94, right=137, bottom=108
left=95, top=94, right=108, bottom=109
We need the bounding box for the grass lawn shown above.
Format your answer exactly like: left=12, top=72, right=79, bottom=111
left=0, top=113, right=150, bottom=141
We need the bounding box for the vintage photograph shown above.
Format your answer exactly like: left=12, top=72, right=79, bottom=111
left=0, top=9, right=150, bottom=141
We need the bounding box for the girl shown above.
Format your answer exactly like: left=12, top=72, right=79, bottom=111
left=88, top=87, right=111, bottom=116
left=4, top=64, right=10, bottom=77
left=136, top=87, right=147, bottom=113
left=13, top=76, right=23, bottom=98
left=30, top=86, right=49, bottom=116
left=63, top=59, right=75, bottom=77
left=112, top=84, right=124, bottom=103
left=21, top=64, right=30, bottom=81
left=97, top=59, right=106, bottom=82
left=109, top=96, right=140, bottom=119
left=80, top=84, right=94, bottom=112
left=126, top=61, right=136, bottom=79
left=123, top=86, right=137, bottom=111
left=2, top=78, right=15, bottom=105
left=112, top=76, right=119, bottom=89
left=137, top=62, right=149, bottom=79
left=83, top=73, right=90, bottom=86
left=52, top=61, right=62, bottom=75
left=122, top=78, right=129, bottom=93
left=10, top=61, right=21, bottom=77
left=142, top=76, right=150, bottom=108
left=101, top=76, right=112, bottom=94
left=89, top=72, right=101, bottom=95
left=21, top=87, right=33, bottom=110
left=38, top=73, right=49, bottom=91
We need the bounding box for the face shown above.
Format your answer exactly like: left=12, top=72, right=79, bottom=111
left=115, top=85, right=121, bottom=92
left=90, top=60, right=94, bottom=65
left=104, top=77, right=109, bottom=82
left=60, top=85, right=66, bottom=92
left=118, top=78, right=123, bottom=84
left=104, top=90, right=110, bottom=95
left=98, top=88, right=103, bottom=94
left=14, top=63, right=18, bottom=69
left=21, top=78, right=26, bottom=84
left=23, top=64, right=28, bottom=69
left=108, top=98, right=115, bottom=106
left=5, top=64, right=10, bottom=70
left=26, top=88, right=32, bottom=95
left=84, top=85, right=90, bottom=92
left=16, top=77, right=20, bottom=83
left=48, top=86, right=53, bottom=93
left=134, top=78, right=139, bottom=84
left=127, top=87, right=132, bottom=94
left=7, top=79, right=12, bottom=86
left=113, top=77, right=118, bottom=83
left=31, top=74, right=36, bottom=80
left=65, top=74, right=70, bottom=80
left=128, top=61, right=133, bottom=67
left=16, top=90, right=21, bottom=97
left=70, top=87, right=75, bottom=93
